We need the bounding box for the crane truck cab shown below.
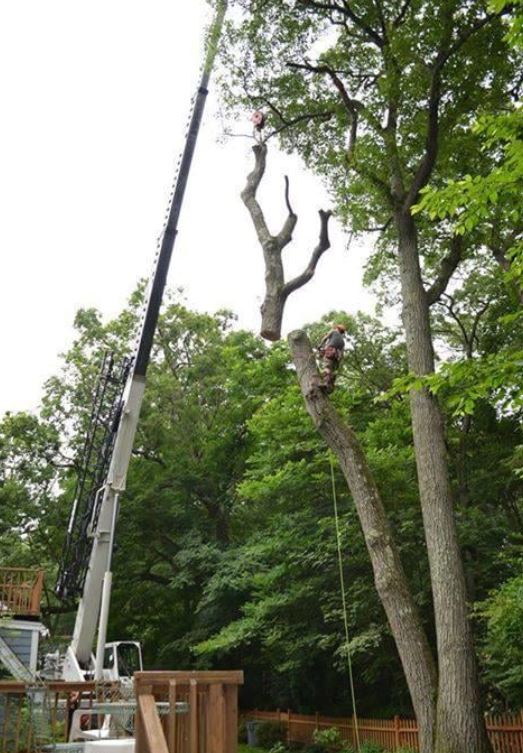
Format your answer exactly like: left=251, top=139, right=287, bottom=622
left=61, top=640, right=142, bottom=684
left=102, top=641, right=143, bottom=683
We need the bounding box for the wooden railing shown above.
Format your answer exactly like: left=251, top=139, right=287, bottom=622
left=246, top=708, right=523, bottom=753
left=0, top=569, right=44, bottom=617
left=135, top=671, right=244, bottom=753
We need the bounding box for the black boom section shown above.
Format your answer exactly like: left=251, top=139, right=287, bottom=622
left=133, top=79, right=210, bottom=378
left=55, top=353, right=131, bottom=600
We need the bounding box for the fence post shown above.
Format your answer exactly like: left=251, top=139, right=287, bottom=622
left=394, top=715, right=400, bottom=750
left=315, top=712, right=319, bottom=731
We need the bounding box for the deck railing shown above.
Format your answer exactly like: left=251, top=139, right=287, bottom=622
left=0, top=673, right=243, bottom=753
left=135, top=671, right=243, bottom=753
left=0, top=569, right=44, bottom=617
left=0, top=680, right=121, bottom=752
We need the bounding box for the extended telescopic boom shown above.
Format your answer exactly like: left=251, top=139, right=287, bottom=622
left=61, top=1, right=228, bottom=680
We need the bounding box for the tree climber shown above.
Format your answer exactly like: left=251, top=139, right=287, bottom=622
left=251, top=110, right=266, bottom=142
left=317, top=324, right=346, bottom=392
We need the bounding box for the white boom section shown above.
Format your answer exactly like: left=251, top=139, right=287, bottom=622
left=61, top=0, right=227, bottom=680
left=63, top=376, right=145, bottom=676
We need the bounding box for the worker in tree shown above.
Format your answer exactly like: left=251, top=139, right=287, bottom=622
left=317, top=324, right=346, bottom=392
left=251, top=110, right=266, bottom=142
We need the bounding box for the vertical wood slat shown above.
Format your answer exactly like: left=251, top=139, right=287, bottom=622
left=134, top=683, right=151, bottom=753
left=207, top=683, right=225, bottom=753
left=189, top=679, right=198, bottom=753
left=138, top=693, right=170, bottom=753
left=168, top=680, right=177, bottom=753
left=394, top=715, right=400, bottom=750
left=225, top=684, right=238, bottom=753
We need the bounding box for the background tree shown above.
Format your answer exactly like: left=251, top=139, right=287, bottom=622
left=0, top=295, right=521, bottom=721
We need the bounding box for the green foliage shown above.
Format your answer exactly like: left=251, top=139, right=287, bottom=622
left=268, top=744, right=290, bottom=753
left=310, top=727, right=350, bottom=752
left=477, top=570, right=523, bottom=707
left=1, top=292, right=521, bottom=712
left=255, top=721, right=286, bottom=749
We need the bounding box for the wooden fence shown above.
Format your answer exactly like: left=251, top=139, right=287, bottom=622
left=246, top=708, right=523, bottom=752
left=0, top=569, right=44, bottom=617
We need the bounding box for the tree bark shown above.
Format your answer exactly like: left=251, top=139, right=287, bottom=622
left=241, top=144, right=332, bottom=340
left=395, top=209, right=492, bottom=753
left=288, top=329, right=437, bottom=753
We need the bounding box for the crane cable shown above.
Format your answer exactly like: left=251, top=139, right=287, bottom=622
left=329, top=453, right=361, bottom=752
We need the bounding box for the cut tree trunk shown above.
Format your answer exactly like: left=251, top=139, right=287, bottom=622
left=241, top=143, right=332, bottom=341
left=396, top=209, right=492, bottom=753
left=288, top=329, right=437, bottom=753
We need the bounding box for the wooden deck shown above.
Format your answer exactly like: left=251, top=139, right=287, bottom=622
left=0, top=568, right=44, bottom=617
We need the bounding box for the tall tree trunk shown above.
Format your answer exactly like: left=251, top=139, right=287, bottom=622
left=396, top=209, right=491, bottom=753
left=288, top=330, right=437, bottom=753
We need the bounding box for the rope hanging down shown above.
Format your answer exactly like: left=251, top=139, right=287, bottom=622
left=329, top=453, right=361, bottom=752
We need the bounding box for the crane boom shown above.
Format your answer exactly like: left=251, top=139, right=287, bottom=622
left=60, top=1, right=228, bottom=680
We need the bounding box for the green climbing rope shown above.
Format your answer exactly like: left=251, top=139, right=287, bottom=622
left=329, top=453, right=361, bottom=753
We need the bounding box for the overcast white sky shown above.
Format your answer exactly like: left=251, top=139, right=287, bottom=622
left=0, top=1, right=375, bottom=417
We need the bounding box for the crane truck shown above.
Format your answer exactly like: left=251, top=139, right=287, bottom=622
left=48, top=0, right=228, bottom=685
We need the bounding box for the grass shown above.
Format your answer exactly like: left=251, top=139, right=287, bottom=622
left=238, top=745, right=267, bottom=753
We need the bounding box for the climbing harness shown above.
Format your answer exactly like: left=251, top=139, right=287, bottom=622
left=329, top=453, right=361, bottom=752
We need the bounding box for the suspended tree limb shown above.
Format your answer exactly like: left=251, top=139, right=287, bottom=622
left=288, top=329, right=437, bottom=753
left=283, top=210, right=332, bottom=296
left=241, top=144, right=333, bottom=341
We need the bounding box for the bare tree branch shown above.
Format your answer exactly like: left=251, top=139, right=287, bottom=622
left=266, top=109, right=334, bottom=141
left=287, top=61, right=366, bottom=158
left=283, top=210, right=333, bottom=296
left=240, top=143, right=273, bottom=248
left=296, top=0, right=385, bottom=47
left=241, top=144, right=332, bottom=340
left=426, top=235, right=464, bottom=306
left=405, top=9, right=506, bottom=208
left=277, top=175, right=298, bottom=247
left=393, top=0, right=413, bottom=28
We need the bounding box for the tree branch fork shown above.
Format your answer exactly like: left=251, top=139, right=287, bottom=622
left=241, top=143, right=333, bottom=340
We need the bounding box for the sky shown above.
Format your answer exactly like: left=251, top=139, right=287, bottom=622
left=0, top=0, right=375, bottom=417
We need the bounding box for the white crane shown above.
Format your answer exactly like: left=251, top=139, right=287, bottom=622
left=54, top=0, right=228, bottom=685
